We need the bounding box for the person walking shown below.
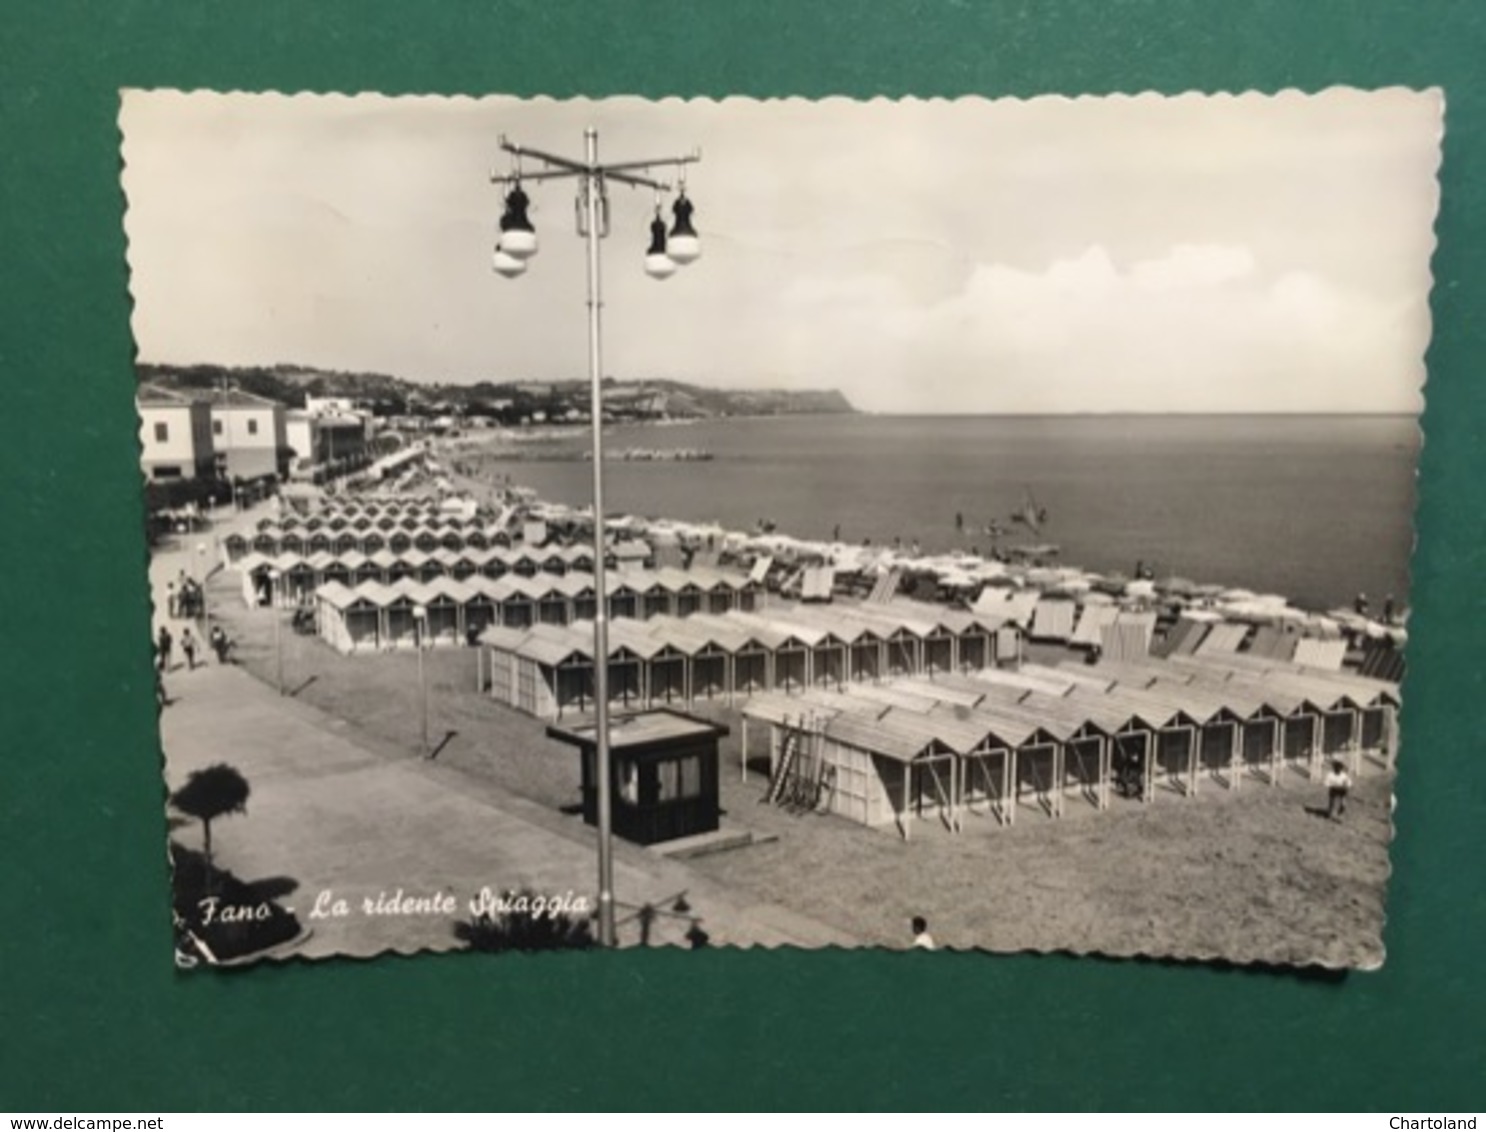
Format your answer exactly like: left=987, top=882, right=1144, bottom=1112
left=156, top=625, right=173, bottom=673
left=209, top=625, right=231, bottom=664
left=1324, top=758, right=1353, bottom=820
left=181, top=628, right=198, bottom=671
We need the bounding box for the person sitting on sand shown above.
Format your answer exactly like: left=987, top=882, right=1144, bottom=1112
left=1324, top=758, right=1353, bottom=820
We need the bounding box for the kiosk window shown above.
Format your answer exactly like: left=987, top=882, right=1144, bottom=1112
left=658, top=756, right=702, bottom=802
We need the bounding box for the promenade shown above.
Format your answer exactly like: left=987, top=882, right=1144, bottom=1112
left=151, top=511, right=856, bottom=959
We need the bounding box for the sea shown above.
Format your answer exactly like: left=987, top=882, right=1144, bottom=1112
left=477, top=414, right=1421, bottom=614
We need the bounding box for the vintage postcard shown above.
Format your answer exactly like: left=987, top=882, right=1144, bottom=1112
left=121, top=88, right=1440, bottom=968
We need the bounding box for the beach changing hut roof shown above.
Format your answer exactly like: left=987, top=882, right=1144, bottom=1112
left=843, top=683, right=943, bottom=713
left=743, top=688, right=866, bottom=729
left=315, top=581, right=362, bottom=611
left=519, top=624, right=590, bottom=667
left=1020, top=662, right=1113, bottom=694
left=894, top=677, right=986, bottom=709
left=825, top=711, right=943, bottom=762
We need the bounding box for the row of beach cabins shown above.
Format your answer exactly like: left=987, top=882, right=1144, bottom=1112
left=736, top=654, right=1398, bottom=837
left=471, top=601, right=1398, bottom=837
left=220, top=523, right=653, bottom=567
left=312, top=569, right=766, bottom=651
left=476, top=598, right=1028, bottom=716
left=235, top=545, right=678, bottom=608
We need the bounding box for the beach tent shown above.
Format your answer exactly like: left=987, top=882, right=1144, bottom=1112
left=1358, top=639, right=1407, bottom=682
left=800, top=567, right=836, bottom=603
left=1069, top=603, right=1121, bottom=649
left=1245, top=624, right=1300, bottom=662
left=1292, top=638, right=1348, bottom=672
left=1099, top=611, right=1156, bottom=662
left=1149, top=615, right=1206, bottom=659
left=1194, top=621, right=1249, bottom=656
left=1029, top=598, right=1077, bottom=643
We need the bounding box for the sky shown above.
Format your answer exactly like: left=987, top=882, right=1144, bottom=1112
left=120, top=89, right=1442, bottom=414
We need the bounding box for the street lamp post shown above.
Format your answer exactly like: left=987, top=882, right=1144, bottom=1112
left=413, top=603, right=430, bottom=756
left=267, top=567, right=284, bottom=695
left=491, top=128, right=702, bottom=948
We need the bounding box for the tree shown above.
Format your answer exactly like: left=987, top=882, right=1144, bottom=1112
left=169, top=764, right=250, bottom=893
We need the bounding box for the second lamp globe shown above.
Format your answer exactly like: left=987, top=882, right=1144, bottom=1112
left=666, top=192, right=701, bottom=264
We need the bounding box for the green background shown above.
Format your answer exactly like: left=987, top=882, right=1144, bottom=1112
left=2, top=0, right=1483, bottom=1111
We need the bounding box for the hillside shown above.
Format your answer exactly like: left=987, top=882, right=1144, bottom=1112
left=136, top=363, right=855, bottom=422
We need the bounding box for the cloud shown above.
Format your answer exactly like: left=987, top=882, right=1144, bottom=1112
left=776, top=243, right=1424, bottom=414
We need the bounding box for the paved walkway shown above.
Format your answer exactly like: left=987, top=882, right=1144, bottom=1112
left=153, top=508, right=855, bottom=957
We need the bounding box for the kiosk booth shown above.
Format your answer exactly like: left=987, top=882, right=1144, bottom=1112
left=547, top=710, right=728, bottom=846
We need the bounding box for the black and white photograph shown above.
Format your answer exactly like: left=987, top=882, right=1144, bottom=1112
left=121, top=88, right=1440, bottom=968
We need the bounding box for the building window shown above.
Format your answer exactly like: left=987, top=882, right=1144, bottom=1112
left=213, top=419, right=223, bottom=436
left=154, top=422, right=168, bottom=443
left=153, top=465, right=181, bottom=479
left=247, top=418, right=259, bottom=436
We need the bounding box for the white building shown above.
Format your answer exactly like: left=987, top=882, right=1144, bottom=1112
left=136, top=384, right=215, bottom=481
left=286, top=408, right=371, bottom=475
left=207, top=389, right=290, bottom=482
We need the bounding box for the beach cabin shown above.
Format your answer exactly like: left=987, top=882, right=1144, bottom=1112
left=547, top=711, right=727, bottom=847
left=477, top=547, right=508, bottom=580
left=607, top=580, right=641, bottom=622
left=381, top=586, right=421, bottom=650
left=537, top=581, right=571, bottom=626
left=641, top=576, right=676, bottom=620
left=509, top=550, right=542, bottom=578
left=317, top=582, right=382, bottom=654
left=462, top=582, right=499, bottom=643
left=569, top=578, right=598, bottom=623
left=221, top=532, right=249, bottom=564
left=445, top=550, right=479, bottom=581
left=238, top=554, right=274, bottom=608
left=348, top=553, right=382, bottom=588
left=497, top=576, right=538, bottom=629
